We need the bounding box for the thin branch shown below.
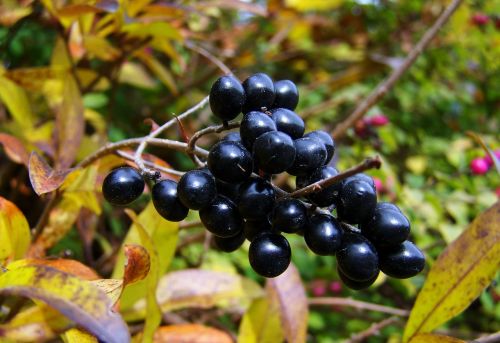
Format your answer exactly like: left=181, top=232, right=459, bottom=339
left=474, top=332, right=500, bottom=343
left=308, top=297, right=409, bottom=317
left=115, top=150, right=185, bottom=177
left=346, top=316, right=401, bottom=343
left=185, top=41, right=233, bottom=75
left=290, top=156, right=381, bottom=198
left=179, top=220, right=203, bottom=229
left=332, top=0, right=464, bottom=140
left=32, top=191, right=60, bottom=240
left=187, top=121, right=240, bottom=153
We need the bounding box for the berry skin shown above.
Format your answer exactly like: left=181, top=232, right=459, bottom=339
left=214, top=230, right=246, bottom=253
left=271, top=199, right=307, bottom=233
left=242, top=73, right=275, bottom=113
left=347, top=173, right=375, bottom=188
left=209, top=75, right=245, bottom=121
left=177, top=170, right=217, bottom=210
left=216, top=179, right=241, bottom=203
left=244, top=218, right=273, bottom=242
left=304, top=131, right=335, bottom=164
left=360, top=206, right=410, bottom=247
left=253, top=131, right=296, bottom=174
left=366, top=114, right=389, bottom=127
left=337, top=179, right=377, bottom=224
left=306, top=166, right=340, bottom=207
left=336, top=232, right=379, bottom=282
left=199, top=195, right=243, bottom=238
left=287, top=137, right=327, bottom=176
left=152, top=180, right=189, bottom=222
left=304, top=214, right=343, bottom=255
left=379, top=241, right=425, bottom=279
left=102, top=167, right=145, bottom=206
left=249, top=233, right=291, bottom=278
left=337, top=267, right=378, bottom=290
left=238, top=178, right=276, bottom=220
left=207, top=141, right=253, bottom=183
left=373, top=202, right=402, bottom=213
left=470, top=157, right=489, bottom=175
left=221, top=131, right=242, bottom=143
left=272, top=80, right=299, bottom=110
left=239, top=111, right=277, bottom=150
left=271, top=108, right=305, bottom=139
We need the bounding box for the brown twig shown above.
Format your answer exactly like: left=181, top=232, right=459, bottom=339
left=115, top=151, right=185, bottom=177
left=290, top=156, right=381, bottom=198
left=346, top=316, right=401, bottom=343
left=308, top=297, right=409, bottom=317
left=32, top=191, right=60, bottom=240
left=187, top=121, right=240, bottom=153
left=185, top=41, right=233, bottom=75
left=472, top=332, right=500, bottom=343
left=331, top=0, right=464, bottom=140
left=179, top=220, right=203, bottom=229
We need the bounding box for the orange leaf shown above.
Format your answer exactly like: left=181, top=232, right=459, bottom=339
left=123, top=244, right=151, bottom=287
left=28, top=152, right=72, bottom=195
left=153, top=324, right=233, bottom=343
left=0, top=133, right=30, bottom=166
left=10, top=258, right=100, bottom=281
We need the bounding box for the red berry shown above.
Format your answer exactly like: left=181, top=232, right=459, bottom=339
left=470, top=158, right=489, bottom=175
left=367, top=114, right=389, bottom=127
left=329, top=281, right=342, bottom=293
left=373, top=177, right=384, bottom=193
left=471, top=13, right=489, bottom=26
left=310, top=279, right=327, bottom=297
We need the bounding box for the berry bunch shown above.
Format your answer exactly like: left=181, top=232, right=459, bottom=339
left=102, top=73, right=425, bottom=289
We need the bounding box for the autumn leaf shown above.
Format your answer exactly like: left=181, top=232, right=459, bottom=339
left=153, top=324, right=233, bottom=343
left=123, top=244, right=151, bottom=286
left=8, top=258, right=100, bottom=281
left=0, top=197, right=31, bottom=263
left=409, top=333, right=465, bottom=343
left=0, top=73, right=36, bottom=130
left=403, top=201, right=500, bottom=341
left=63, top=328, right=99, bottom=343
left=28, top=151, right=73, bottom=195
left=0, top=133, right=30, bottom=166
left=238, top=297, right=284, bottom=343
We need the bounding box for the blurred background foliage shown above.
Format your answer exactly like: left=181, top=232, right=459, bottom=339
left=0, top=0, right=498, bottom=342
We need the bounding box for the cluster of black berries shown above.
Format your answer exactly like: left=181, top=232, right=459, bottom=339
left=102, top=73, right=425, bottom=289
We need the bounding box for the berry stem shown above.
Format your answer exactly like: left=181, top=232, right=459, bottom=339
left=187, top=121, right=240, bottom=155
left=347, top=316, right=401, bottom=343
left=308, top=297, right=409, bottom=317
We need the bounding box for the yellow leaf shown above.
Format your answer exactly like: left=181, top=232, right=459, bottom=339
left=0, top=74, right=35, bottom=130
left=8, top=258, right=99, bottom=281
left=84, top=36, right=121, bottom=61
left=63, top=328, right=99, bottom=343
left=409, top=333, right=465, bottom=343
left=136, top=52, right=179, bottom=94
left=122, top=22, right=181, bottom=40
left=403, top=202, right=500, bottom=342
left=118, top=61, right=157, bottom=89
left=0, top=265, right=130, bottom=343
left=237, top=297, right=284, bottom=343
left=91, top=279, right=123, bottom=305
left=0, top=197, right=30, bottom=263
left=406, top=156, right=427, bottom=175
left=285, top=0, right=343, bottom=11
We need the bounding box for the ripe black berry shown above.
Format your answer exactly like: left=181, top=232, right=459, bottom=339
left=102, top=167, right=145, bottom=205
left=239, top=111, right=277, bottom=150
left=360, top=206, right=410, bottom=247
left=244, top=218, right=273, bottom=242
left=304, top=130, right=335, bottom=164
left=209, top=75, right=245, bottom=121
left=271, top=199, right=307, bottom=233
left=271, top=108, right=305, bottom=139
left=379, top=241, right=425, bottom=279
left=177, top=170, right=217, bottom=210
left=348, top=173, right=375, bottom=189
left=337, top=179, right=377, bottom=224
left=336, top=232, right=379, bottom=282
left=214, top=230, right=246, bottom=253
left=337, top=267, right=378, bottom=290
left=242, top=73, right=275, bottom=113
left=306, top=166, right=340, bottom=207
left=252, top=131, right=296, bottom=174
left=249, top=233, right=291, bottom=277
left=152, top=179, right=189, bottom=222
left=222, top=131, right=241, bottom=142
left=376, top=202, right=402, bottom=213
left=304, top=214, right=342, bottom=255
left=199, top=195, right=243, bottom=238
left=207, top=141, right=253, bottom=183
left=273, top=80, right=299, bottom=110
left=287, top=137, right=327, bottom=176
left=238, top=178, right=276, bottom=220
left=216, top=179, right=240, bottom=203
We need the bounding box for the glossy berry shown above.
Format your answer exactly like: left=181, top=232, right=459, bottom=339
left=152, top=180, right=189, bottom=222
left=306, top=166, right=340, bottom=207
left=470, top=157, right=489, bottom=175
left=199, top=195, right=243, bottom=238
left=102, top=167, right=145, bottom=205
left=271, top=199, right=307, bottom=233
left=304, top=131, right=335, bottom=164
left=366, top=114, right=389, bottom=127
left=242, top=73, right=275, bottom=113
left=249, top=233, right=291, bottom=278
left=209, top=75, right=245, bottom=121
left=373, top=202, right=402, bottom=213
left=271, top=108, right=305, bottom=139
left=337, top=267, right=378, bottom=290
left=347, top=173, right=375, bottom=188
left=222, top=131, right=242, bottom=142
left=244, top=218, right=273, bottom=242
left=273, top=80, right=299, bottom=110
left=239, top=111, right=277, bottom=150
left=336, top=232, right=379, bottom=282
left=214, top=230, right=246, bottom=253
left=177, top=170, right=217, bottom=210
left=216, top=179, right=240, bottom=203
left=360, top=206, right=410, bottom=247
left=238, top=178, right=276, bottom=220
left=380, top=241, right=425, bottom=279
left=253, top=131, right=296, bottom=174
left=304, top=214, right=342, bottom=255
left=287, top=137, right=327, bottom=176
left=207, top=141, right=253, bottom=183
left=337, top=179, right=377, bottom=224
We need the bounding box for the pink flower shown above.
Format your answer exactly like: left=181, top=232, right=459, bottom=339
left=470, top=157, right=490, bottom=175
left=471, top=13, right=489, bottom=26
left=367, top=114, right=389, bottom=127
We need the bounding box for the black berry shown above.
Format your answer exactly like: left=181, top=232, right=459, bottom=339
left=214, top=230, right=246, bottom=253
left=252, top=131, right=296, bottom=174
left=249, top=233, right=291, bottom=278
left=304, top=214, right=342, bottom=255
left=271, top=199, right=307, bottom=233
left=152, top=179, right=189, bottom=222
left=239, top=111, right=277, bottom=150
left=271, top=108, right=305, bottom=139
left=360, top=206, right=410, bottom=247
left=207, top=141, right=253, bottom=183
left=337, top=179, right=377, bottom=224
left=376, top=202, right=402, bottom=213
left=102, top=167, right=145, bottom=206
left=338, top=267, right=378, bottom=290
left=238, top=178, right=276, bottom=220
left=336, top=232, right=379, bottom=282
left=304, top=130, right=335, bottom=164
left=199, top=195, right=243, bottom=238
left=273, top=80, right=299, bottom=110
left=177, top=170, right=217, bottom=210
left=380, top=241, right=425, bottom=279
left=306, top=166, right=340, bottom=207
left=222, top=131, right=242, bottom=142
left=244, top=218, right=273, bottom=242
left=287, top=137, right=327, bottom=176
left=242, top=73, right=275, bottom=113
left=209, top=75, right=245, bottom=121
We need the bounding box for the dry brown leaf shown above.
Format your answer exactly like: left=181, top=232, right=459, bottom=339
left=28, top=151, right=72, bottom=195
